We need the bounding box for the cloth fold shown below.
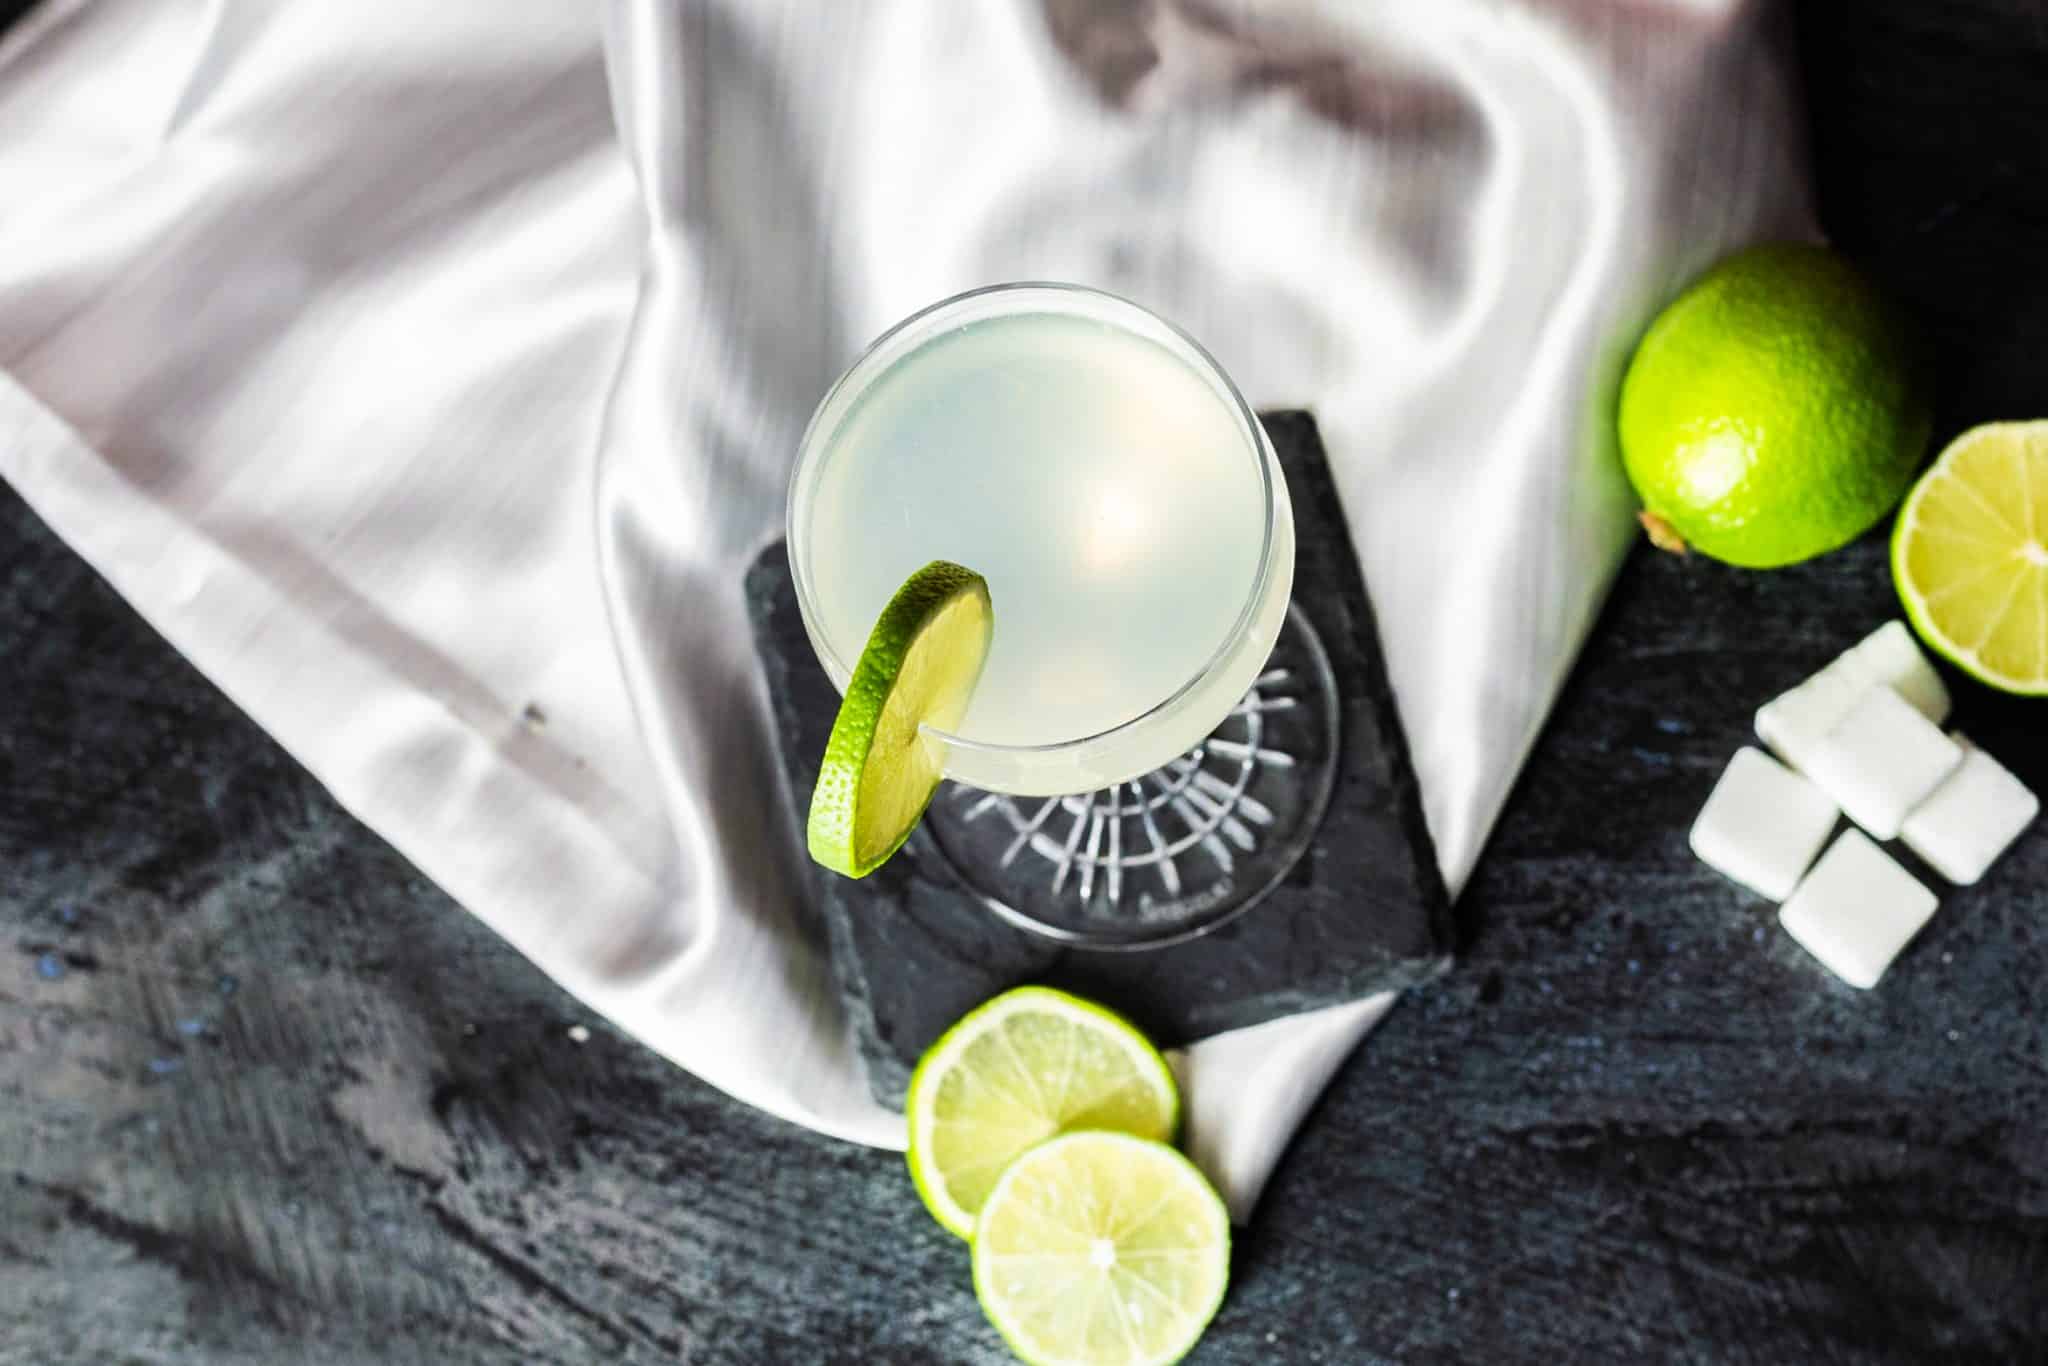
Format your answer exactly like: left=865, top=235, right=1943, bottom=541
left=0, top=0, right=1810, bottom=1217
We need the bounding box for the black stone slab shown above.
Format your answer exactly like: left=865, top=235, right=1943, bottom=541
left=748, top=412, right=1454, bottom=1106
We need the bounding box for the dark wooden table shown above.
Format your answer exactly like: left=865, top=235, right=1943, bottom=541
left=6, top=3, right=2047, bottom=1361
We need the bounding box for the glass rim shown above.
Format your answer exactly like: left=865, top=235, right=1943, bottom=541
left=785, top=280, right=1281, bottom=759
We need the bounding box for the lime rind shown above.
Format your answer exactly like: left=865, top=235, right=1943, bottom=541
left=969, top=1130, right=1230, bottom=1366
left=906, top=986, right=1181, bottom=1240
left=1892, top=421, right=2048, bottom=697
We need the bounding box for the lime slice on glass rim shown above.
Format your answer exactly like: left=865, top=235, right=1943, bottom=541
left=906, top=986, right=1180, bottom=1239
left=1892, top=420, right=2048, bottom=695
left=971, top=1130, right=1230, bottom=1366
left=806, top=560, right=993, bottom=878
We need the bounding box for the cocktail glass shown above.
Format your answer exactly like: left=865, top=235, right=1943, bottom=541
left=788, top=284, right=1338, bottom=948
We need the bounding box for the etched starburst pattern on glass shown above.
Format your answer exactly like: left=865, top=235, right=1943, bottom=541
left=923, top=606, right=1340, bottom=949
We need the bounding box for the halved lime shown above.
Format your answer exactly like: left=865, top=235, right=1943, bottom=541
left=807, top=561, right=993, bottom=878
left=1893, top=421, right=2048, bottom=695
left=906, top=986, right=1180, bottom=1239
left=972, top=1130, right=1230, bottom=1366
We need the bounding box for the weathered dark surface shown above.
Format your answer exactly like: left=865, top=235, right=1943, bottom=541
left=9, top=473, right=2047, bottom=1365
left=751, top=413, right=1451, bottom=1105
left=6, top=2, right=2048, bottom=1362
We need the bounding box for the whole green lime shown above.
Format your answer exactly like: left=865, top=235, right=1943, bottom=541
left=1617, top=243, right=1929, bottom=568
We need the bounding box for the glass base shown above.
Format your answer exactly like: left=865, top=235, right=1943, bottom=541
left=922, top=604, right=1340, bottom=950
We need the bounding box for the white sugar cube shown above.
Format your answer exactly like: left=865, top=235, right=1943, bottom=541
left=1756, top=621, right=1950, bottom=770
left=1779, top=829, right=1939, bottom=989
left=1845, top=621, right=1951, bottom=723
left=1801, top=686, right=1963, bottom=840
left=1690, top=747, right=1841, bottom=900
left=1901, top=739, right=2039, bottom=885
left=1755, top=660, right=1864, bottom=769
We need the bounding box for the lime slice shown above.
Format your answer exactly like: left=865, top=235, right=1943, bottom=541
left=807, top=561, right=993, bottom=877
left=972, top=1131, right=1230, bottom=1366
left=906, top=986, right=1180, bottom=1239
left=1893, top=421, right=2048, bottom=695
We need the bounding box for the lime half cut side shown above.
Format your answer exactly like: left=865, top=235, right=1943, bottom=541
left=807, top=561, right=993, bottom=877
left=971, top=1130, right=1230, bottom=1366
left=1893, top=421, right=2048, bottom=695
left=906, top=987, right=1180, bottom=1239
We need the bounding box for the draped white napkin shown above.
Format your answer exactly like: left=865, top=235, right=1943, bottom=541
left=0, top=0, right=1809, bottom=1218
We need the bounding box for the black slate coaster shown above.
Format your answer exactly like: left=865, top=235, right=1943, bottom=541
left=748, top=412, right=1454, bottom=1106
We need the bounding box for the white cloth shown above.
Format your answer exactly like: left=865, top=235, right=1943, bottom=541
left=0, top=0, right=1809, bottom=1218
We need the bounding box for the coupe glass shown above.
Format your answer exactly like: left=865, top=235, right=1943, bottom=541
left=788, top=284, right=1337, bottom=948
